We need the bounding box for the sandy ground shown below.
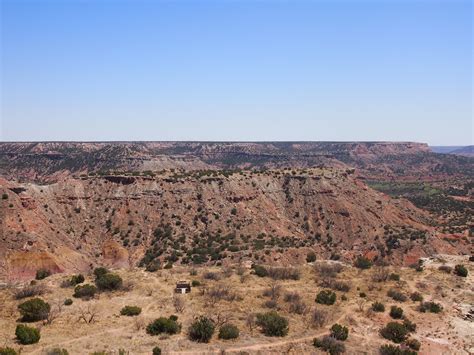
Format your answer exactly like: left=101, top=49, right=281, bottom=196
left=0, top=255, right=472, bottom=354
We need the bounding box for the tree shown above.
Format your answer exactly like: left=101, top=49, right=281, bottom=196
left=306, top=252, right=317, bottom=263
left=188, top=316, right=215, bottom=343
left=73, top=284, right=97, bottom=299
left=389, top=306, right=404, bottom=319
left=93, top=267, right=109, bottom=279
left=18, top=298, right=50, bottom=322
left=330, top=324, right=349, bottom=341
left=313, top=336, right=345, bottom=354
left=255, top=311, right=289, bottom=337
left=354, top=256, right=373, bottom=270
left=380, top=322, right=409, bottom=343
left=316, top=290, right=336, bottom=305
left=95, top=273, right=123, bottom=291
left=152, top=347, right=161, bottom=355
left=372, top=302, right=385, bottom=312
left=35, top=269, right=51, bottom=280
left=146, top=317, right=181, bottom=336
left=218, top=323, right=240, bottom=340
left=454, top=264, right=468, bottom=277
left=15, top=324, right=40, bottom=344
left=120, top=306, right=141, bottom=316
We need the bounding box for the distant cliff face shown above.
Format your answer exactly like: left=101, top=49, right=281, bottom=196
left=2, top=167, right=459, bottom=281
left=2, top=141, right=468, bottom=184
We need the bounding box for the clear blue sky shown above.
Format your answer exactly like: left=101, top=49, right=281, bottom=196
left=1, top=0, right=472, bottom=144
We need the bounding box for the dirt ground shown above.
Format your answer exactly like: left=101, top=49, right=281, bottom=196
left=0, top=254, right=472, bottom=354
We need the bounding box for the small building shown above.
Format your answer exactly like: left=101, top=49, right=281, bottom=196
left=175, top=281, right=191, bottom=294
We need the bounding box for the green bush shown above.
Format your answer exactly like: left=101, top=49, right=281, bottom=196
left=120, top=305, right=142, bottom=316
left=387, top=289, right=407, bottom=302
left=93, top=267, right=109, bottom=279
left=73, top=284, right=97, bottom=299
left=418, top=301, right=442, bottom=313
left=389, top=273, right=400, bottom=281
left=152, top=347, right=161, bottom=355
left=379, top=344, right=417, bottom=355
left=146, top=317, right=181, bottom=336
left=35, top=269, right=51, bottom=280
left=405, top=338, right=421, bottom=351
left=218, top=323, right=240, bottom=339
left=188, top=316, right=215, bottom=343
left=0, top=347, right=17, bottom=355
left=256, top=311, right=289, bottom=337
left=354, top=256, right=373, bottom=269
left=306, top=252, right=317, bottom=263
left=372, top=302, right=385, bottom=312
left=70, top=274, right=85, bottom=286
left=330, top=323, right=349, bottom=341
left=313, top=336, right=345, bottom=354
left=191, top=280, right=201, bottom=287
left=402, top=319, right=417, bottom=332
left=380, top=322, right=409, bottom=343
left=315, top=290, right=336, bottom=305
left=95, top=273, right=123, bottom=291
left=454, top=264, right=468, bottom=277
left=410, top=292, right=423, bottom=302
left=64, top=298, right=73, bottom=306
left=390, top=306, right=404, bottom=319
left=15, top=324, right=40, bottom=344
left=253, top=265, right=268, bottom=277
left=18, top=298, right=50, bottom=322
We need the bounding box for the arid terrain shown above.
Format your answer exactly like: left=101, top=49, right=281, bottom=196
left=0, top=142, right=472, bottom=354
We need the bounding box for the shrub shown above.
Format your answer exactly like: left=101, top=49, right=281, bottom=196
left=310, top=308, right=328, bottom=328
left=314, top=262, right=343, bottom=278
left=387, top=289, right=407, bottom=302
left=15, top=324, right=40, bottom=344
left=389, top=306, right=404, bottom=319
left=405, top=338, right=421, bottom=351
left=18, top=298, right=50, bottom=322
left=438, top=265, right=452, bottom=274
left=64, top=298, right=73, bottom=306
left=359, top=292, right=367, bottom=298
left=306, top=252, right=317, bottom=263
left=46, top=349, right=69, bottom=355
left=379, top=344, right=417, bottom=355
left=256, top=311, right=289, bottom=337
left=35, top=269, right=51, bottom=280
left=267, top=267, right=300, bottom=280
left=354, top=256, right=373, bottom=269
left=95, top=273, right=123, bottom=291
left=0, top=347, right=17, bottom=355
left=188, top=316, right=215, bottom=342
left=410, top=292, right=423, bottom=302
left=253, top=265, right=268, bottom=277
left=330, top=323, right=349, bottom=341
left=120, top=305, right=142, bottom=316
left=15, top=284, right=47, bottom=300
left=146, top=316, right=181, bottom=335
left=70, top=274, right=85, bottom=286
left=313, top=336, right=345, bottom=355
left=454, top=264, right=468, bottom=277
left=372, top=302, right=385, bottom=312
left=93, top=267, right=109, bottom=279
left=389, top=273, right=400, bottom=281
left=191, top=280, right=201, bottom=287
left=218, top=323, right=240, bottom=340
left=418, top=301, right=443, bottom=313
left=152, top=347, right=161, bottom=355
left=1, top=193, right=8, bottom=200
left=73, top=284, right=97, bottom=299
left=316, top=290, right=336, bottom=305
left=380, top=322, right=409, bottom=343
left=402, top=319, right=417, bottom=332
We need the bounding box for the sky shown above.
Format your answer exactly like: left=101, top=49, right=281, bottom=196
left=0, top=0, right=472, bottom=145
